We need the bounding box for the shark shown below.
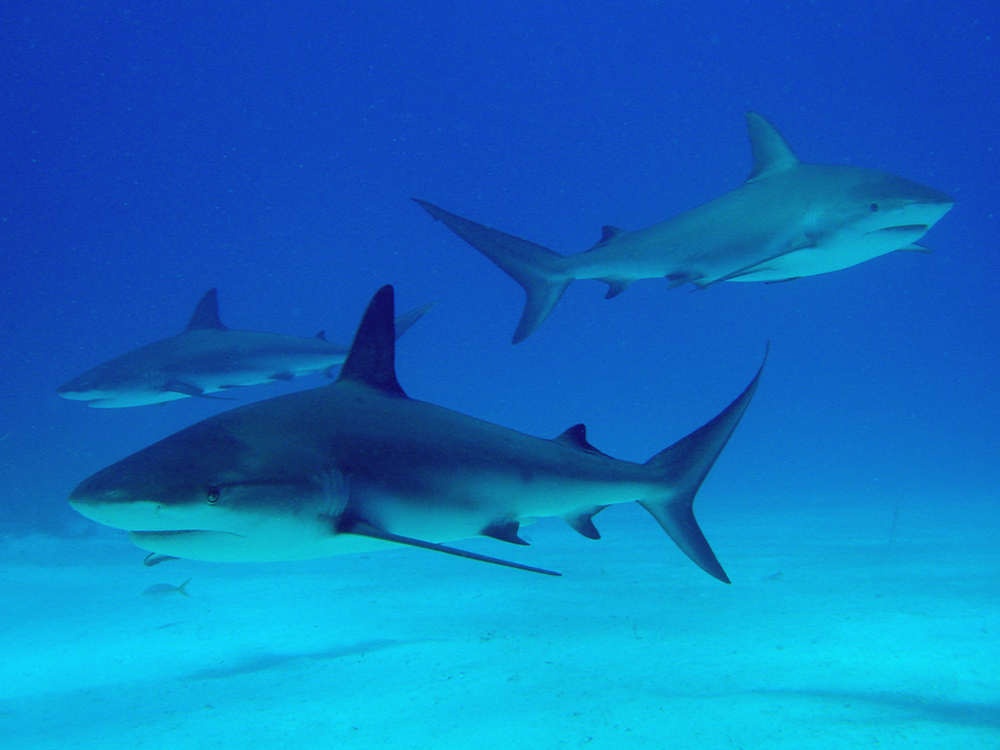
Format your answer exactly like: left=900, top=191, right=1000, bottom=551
left=57, top=289, right=432, bottom=407
left=69, top=285, right=764, bottom=583
left=415, top=112, right=954, bottom=343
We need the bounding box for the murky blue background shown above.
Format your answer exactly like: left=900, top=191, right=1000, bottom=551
left=2, top=0, right=997, bottom=533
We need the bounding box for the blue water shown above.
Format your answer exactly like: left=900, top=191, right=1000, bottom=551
left=1, top=2, right=998, bottom=745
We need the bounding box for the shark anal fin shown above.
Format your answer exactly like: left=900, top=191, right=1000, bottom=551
left=553, top=424, right=608, bottom=457
left=562, top=506, right=609, bottom=540
left=164, top=382, right=235, bottom=400
left=482, top=520, right=529, bottom=545
left=342, top=520, right=560, bottom=576
left=600, top=279, right=632, bottom=299
left=185, top=289, right=228, bottom=331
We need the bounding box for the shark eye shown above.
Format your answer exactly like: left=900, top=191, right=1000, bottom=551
left=206, top=486, right=221, bottom=504
left=869, top=202, right=880, bottom=212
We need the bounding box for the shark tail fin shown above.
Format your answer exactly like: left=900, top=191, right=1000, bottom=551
left=414, top=199, right=571, bottom=343
left=639, top=348, right=767, bottom=583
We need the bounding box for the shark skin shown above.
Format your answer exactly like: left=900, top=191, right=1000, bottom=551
left=69, top=286, right=765, bottom=583
left=416, top=112, right=954, bottom=342
left=57, top=289, right=432, bottom=407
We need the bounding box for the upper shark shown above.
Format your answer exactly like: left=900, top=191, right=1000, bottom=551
left=416, top=112, right=953, bottom=343
left=57, top=289, right=432, bottom=407
left=69, top=285, right=764, bottom=583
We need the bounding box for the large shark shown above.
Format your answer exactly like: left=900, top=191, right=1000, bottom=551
left=69, top=286, right=764, bottom=583
left=416, top=112, right=953, bottom=342
left=57, top=289, right=432, bottom=407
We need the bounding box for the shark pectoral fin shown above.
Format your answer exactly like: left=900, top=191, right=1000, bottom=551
left=701, top=241, right=815, bottom=287
left=897, top=243, right=933, bottom=254
left=343, top=520, right=561, bottom=576
left=392, top=301, right=436, bottom=341
left=164, top=382, right=236, bottom=400
left=562, top=506, right=609, bottom=540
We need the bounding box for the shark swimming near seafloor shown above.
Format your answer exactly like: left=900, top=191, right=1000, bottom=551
left=57, top=289, right=432, bottom=407
left=416, top=112, right=953, bottom=343
left=69, top=285, right=764, bottom=583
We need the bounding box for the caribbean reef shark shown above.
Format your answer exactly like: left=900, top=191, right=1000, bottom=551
left=416, top=112, right=953, bottom=342
left=69, top=286, right=763, bottom=583
left=57, top=289, right=432, bottom=407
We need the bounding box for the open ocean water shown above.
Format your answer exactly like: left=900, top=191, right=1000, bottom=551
left=1, top=2, right=998, bottom=748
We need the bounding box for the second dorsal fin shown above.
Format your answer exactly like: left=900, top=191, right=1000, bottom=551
left=553, top=424, right=608, bottom=456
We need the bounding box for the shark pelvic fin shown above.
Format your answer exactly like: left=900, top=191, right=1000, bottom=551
left=342, top=519, right=561, bottom=576
left=562, top=506, right=609, bottom=540
left=745, top=112, right=800, bottom=182
left=337, top=285, right=407, bottom=397
left=482, top=520, right=529, bottom=545
left=185, top=289, right=228, bottom=331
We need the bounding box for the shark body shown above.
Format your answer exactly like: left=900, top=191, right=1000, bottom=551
left=69, top=286, right=763, bottom=583
left=416, top=112, right=953, bottom=342
left=58, top=289, right=431, bottom=407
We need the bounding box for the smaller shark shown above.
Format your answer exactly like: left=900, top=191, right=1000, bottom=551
left=416, top=112, right=953, bottom=342
left=58, top=289, right=432, bottom=407
left=69, top=285, right=765, bottom=583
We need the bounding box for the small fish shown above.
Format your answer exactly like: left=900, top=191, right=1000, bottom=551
left=143, top=579, right=191, bottom=598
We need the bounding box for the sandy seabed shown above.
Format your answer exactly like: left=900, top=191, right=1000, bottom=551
left=2, top=494, right=997, bottom=750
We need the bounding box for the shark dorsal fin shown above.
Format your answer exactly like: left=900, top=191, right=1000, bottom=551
left=337, top=285, right=406, bottom=397
left=185, top=289, right=228, bottom=331
left=590, top=225, right=629, bottom=249
left=745, top=111, right=799, bottom=182
left=554, top=424, right=608, bottom=456
left=315, top=330, right=328, bottom=340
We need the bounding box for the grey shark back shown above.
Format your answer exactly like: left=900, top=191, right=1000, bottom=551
left=57, top=289, right=433, bottom=407
left=69, top=285, right=764, bottom=583
left=416, top=112, right=953, bottom=342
